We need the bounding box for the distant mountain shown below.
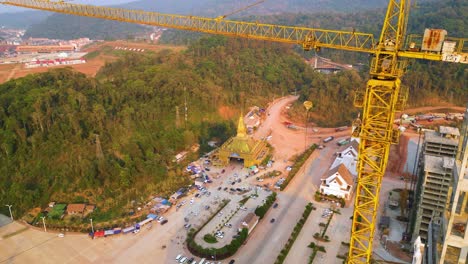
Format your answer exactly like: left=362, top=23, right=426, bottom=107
left=0, top=10, right=50, bottom=28
left=115, top=0, right=393, bottom=15
left=24, top=14, right=146, bottom=40
left=23, top=0, right=399, bottom=39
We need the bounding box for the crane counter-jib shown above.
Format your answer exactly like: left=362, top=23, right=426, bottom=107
left=1, top=0, right=376, bottom=53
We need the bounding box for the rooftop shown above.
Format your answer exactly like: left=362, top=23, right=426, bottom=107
left=424, top=155, right=455, bottom=174
left=439, top=126, right=460, bottom=137
left=322, top=164, right=354, bottom=186
left=425, top=130, right=459, bottom=146
left=242, top=212, right=259, bottom=227
left=66, top=204, right=86, bottom=213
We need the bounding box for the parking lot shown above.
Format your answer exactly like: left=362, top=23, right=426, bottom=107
left=194, top=187, right=269, bottom=248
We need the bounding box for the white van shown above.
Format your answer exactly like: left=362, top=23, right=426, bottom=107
left=175, top=254, right=182, bottom=261
left=180, top=257, right=187, bottom=263
left=199, top=258, right=206, bottom=264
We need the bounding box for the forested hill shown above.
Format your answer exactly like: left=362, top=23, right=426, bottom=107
left=0, top=37, right=330, bottom=218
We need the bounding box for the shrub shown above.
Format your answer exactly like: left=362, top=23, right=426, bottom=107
left=254, top=192, right=277, bottom=219
left=280, top=145, right=316, bottom=190
left=203, top=234, right=218, bottom=244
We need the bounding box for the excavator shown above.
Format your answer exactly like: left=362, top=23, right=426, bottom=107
left=2, top=0, right=466, bottom=263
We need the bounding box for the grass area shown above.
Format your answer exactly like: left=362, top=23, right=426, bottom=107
left=307, top=242, right=326, bottom=264
left=83, top=50, right=101, bottom=60
left=48, top=204, right=66, bottom=219
left=2, top=227, right=28, bottom=239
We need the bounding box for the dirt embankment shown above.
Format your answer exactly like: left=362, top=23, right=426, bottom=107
left=387, top=134, right=410, bottom=177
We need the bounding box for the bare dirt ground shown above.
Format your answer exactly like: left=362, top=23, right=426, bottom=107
left=0, top=41, right=185, bottom=83
left=218, top=105, right=237, bottom=120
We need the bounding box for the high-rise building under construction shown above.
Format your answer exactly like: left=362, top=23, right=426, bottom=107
left=420, top=105, right=468, bottom=264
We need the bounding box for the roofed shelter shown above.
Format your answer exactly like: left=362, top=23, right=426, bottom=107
left=217, top=114, right=268, bottom=168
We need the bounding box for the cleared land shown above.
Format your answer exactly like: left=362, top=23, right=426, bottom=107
left=0, top=41, right=185, bottom=83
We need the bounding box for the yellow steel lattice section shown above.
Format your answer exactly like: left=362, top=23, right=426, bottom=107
left=349, top=79, right=402, bottom=264
left=2, top=0, right=377, bottom=53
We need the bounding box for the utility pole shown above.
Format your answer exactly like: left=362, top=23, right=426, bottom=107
left=184, top=86, right=188, bottom=128
left=41, top=216, right=47, bottom=232
left=5, top=204, right=13, bottom=220
left=90, top=218, right=94, bottom=233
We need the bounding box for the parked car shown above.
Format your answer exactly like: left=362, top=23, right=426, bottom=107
left=273, top=203, right=279, bottom=208
left=176, top=254, right=183, bottom=261
left=218, top=187, right=222, bottom=191
left=205, top=167, right=210, bottom=171
left=229, top=260, right=235, bottom=264
left=224, top=187, right=228, bottom=191
left=270, top=218, right=276, bottom=223
left=161, top=219, right=168, bottom=225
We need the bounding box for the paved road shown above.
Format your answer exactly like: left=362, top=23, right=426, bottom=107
left=0, top=96, right=346, bottom=264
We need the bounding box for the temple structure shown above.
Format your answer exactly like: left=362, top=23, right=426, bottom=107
left=217, top=114, right=268, bottom=168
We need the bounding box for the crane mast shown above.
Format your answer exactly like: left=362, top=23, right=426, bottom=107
left=2, top=0, right=466, bottom=263
left=349, top=1, right=410, bottom=262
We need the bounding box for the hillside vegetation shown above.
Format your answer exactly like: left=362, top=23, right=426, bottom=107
left=0, top=37, right=324, bottom=218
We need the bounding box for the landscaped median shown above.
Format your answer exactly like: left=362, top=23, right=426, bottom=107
left=187, top=228, right=248, bottom=260
left=254, top=192, right=277, bottom=219
left=280, top=145, right=316, bottom=190
left=274, top=202, right=316, bottom=264
left=186, top=199, right=249, bottom=260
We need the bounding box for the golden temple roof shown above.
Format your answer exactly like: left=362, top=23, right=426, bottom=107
left=220, top=114, right=264, bottom=155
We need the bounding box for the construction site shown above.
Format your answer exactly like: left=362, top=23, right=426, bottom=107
left=0, top=0, right=466, bottom=263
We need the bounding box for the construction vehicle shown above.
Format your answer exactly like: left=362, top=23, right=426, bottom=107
left=2, top=0, right=466, bottom=263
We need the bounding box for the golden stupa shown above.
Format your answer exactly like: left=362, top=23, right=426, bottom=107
left=217, top=114, right=268, bottom=168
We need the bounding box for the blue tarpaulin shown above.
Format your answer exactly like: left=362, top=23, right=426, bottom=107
left=147, top=214, right=158, bottom=220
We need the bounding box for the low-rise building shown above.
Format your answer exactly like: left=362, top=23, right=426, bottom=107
left=320, top=164, right=354, bottom=200
left=170, top=188, right=187, bottom=201
left=330, top=139, right=359, bottom=176
left=66, top=204, right=86, bottom=215
left=174, top=151, right=188, bottom=163
left=194, top=177, right=205, bottom=187
left=240, top=212, right=259, bottom=234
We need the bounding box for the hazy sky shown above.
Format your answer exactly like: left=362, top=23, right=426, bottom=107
left=0, top=0, right=137, bottom=13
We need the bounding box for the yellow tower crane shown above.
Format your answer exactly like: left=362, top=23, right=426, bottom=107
left=2, top=0, right=466, bottom=262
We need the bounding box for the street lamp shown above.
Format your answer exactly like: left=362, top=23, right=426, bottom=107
left=41, top=216, right=47, bottom=232
left=90, top=218, right=94, bottom=233
left=303, top=101, right=313, bottom=151
left=5, top=204, right=13, bottom=220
